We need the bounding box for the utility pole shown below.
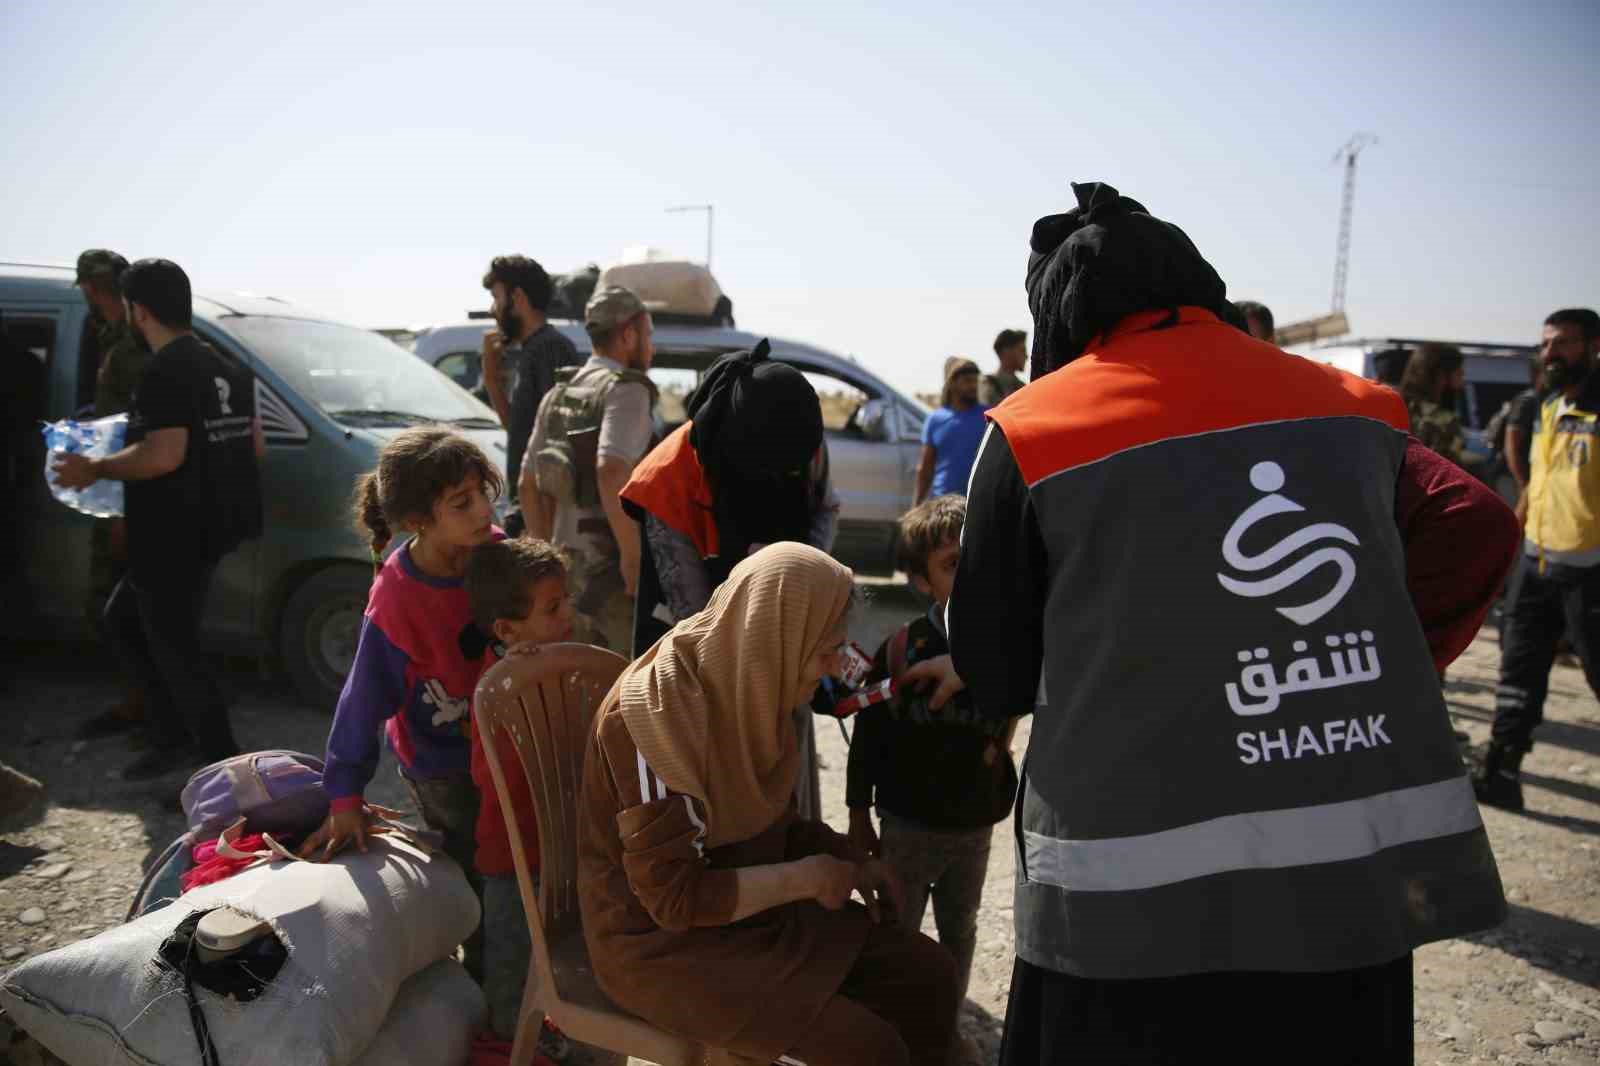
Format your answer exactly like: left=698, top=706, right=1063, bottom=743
left=1330, top=134, right=1377, bottom=314
left=666, top=204, right=714, bottom=270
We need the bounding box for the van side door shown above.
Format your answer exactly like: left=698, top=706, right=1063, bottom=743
left=3, top=300, right=94, bottom=631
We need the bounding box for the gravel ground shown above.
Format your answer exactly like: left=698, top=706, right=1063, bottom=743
left=2, top=592, right=1597, bottom=1064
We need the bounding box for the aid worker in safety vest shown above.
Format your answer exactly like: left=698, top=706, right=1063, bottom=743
left=1482, top=307, right=1600, bottom=812
left=907, top=181, right=1522, bottom=1066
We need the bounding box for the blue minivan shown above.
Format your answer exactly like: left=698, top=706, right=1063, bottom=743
left=2, top=262, right=508, bottom=710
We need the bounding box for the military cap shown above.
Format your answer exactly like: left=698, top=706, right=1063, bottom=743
left=74, top=249, right=129, bottom=286
left=585, top=286, right=648, bottom=331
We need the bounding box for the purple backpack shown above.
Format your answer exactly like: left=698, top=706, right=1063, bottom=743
left=128, top=751, right=329, bottom=921
left=180, top=750, right=330, bottom=841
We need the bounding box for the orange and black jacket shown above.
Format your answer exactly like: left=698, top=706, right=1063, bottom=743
left=622, top=423, right=836, bottom=655
left=950, top=306, right=1519, bottom=980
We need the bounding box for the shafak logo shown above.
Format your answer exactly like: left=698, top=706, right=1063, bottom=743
left=1216, top=461, right=1359, bottom=627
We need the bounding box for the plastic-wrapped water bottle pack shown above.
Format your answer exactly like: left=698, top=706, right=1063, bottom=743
left=42, top=413, right=128, bottom=518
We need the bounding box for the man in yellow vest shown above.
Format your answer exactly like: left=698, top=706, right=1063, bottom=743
left=1482, top=308, right=1600, bottom=811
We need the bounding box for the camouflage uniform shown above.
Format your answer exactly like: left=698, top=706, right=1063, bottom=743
left=78, top=250, right=152, bottom=628
left=978, top=368, right=1025, bottom=407
left=87, top=317, right=153, bottom=622
left=567, top=534, right=635, bottom=655
left=531, top=358, right=657, bottom=657
left=92, top=317, right=151, bottom=419
left=1406, top=396, right=1469, bottom=467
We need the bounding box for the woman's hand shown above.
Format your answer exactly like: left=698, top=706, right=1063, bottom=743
left=899, top=654, right=967, bottom=711
left=848, top=808, right=880, bottom=859
left=855, top=859, right=905, bottom=925
left=802, top=854, right=859, bottom=911
left=297, top=804, right=393, bottom=861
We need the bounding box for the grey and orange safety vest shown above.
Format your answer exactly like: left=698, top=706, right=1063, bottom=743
left=984, top=307, right=1504, bottom=979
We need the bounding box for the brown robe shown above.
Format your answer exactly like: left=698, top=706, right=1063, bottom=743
left=577, top=696, right=871, bottom=1062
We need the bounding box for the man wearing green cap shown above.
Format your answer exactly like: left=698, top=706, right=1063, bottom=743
left=523, top=286, right=658, bottom=653
left=77, top=250, right=151, bottom=418
left=75, top=249, right=153, bottom=740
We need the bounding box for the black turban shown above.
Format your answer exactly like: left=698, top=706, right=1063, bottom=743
left=687, top=339, right=824, bottom=576
left=1026, top=181, right=1231, bottom=379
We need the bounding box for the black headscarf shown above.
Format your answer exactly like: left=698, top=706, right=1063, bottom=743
left=1026, top=181, right=1232, bottom=379
left=686, top=339, right=824, bottom=579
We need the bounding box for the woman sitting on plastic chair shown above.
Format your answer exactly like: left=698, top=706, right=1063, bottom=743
left=576, top=544, right=959, bottom=1066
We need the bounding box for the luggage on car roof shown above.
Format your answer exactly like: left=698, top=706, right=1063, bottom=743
left=548, top=264, right=600, bottom=321
left=599, top=255, right=733, bottom=325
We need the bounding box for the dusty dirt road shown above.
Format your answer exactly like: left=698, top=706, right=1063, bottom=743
left=1, top=585, right=1597, bottom=1064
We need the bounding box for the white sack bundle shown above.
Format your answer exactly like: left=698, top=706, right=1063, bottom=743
left=0, top=837, right=479, bottom=1066
left=349, top=959, right=486, bottom=1066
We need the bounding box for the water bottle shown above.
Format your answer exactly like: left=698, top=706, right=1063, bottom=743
left=42, top=413, right=128, bottom=518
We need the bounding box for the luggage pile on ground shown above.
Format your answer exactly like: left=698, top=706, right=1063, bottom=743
left=0, top=752, right=486, bottom=1065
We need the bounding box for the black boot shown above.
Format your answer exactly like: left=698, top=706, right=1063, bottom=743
left=1472, top=742, right=1525, bottom=812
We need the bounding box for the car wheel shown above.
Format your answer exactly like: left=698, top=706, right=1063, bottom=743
left=279, top=565, right=372, bottom=711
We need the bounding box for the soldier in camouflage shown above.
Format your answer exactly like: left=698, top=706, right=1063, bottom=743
left=979, top=328, right=1028, bottom=407
left=1400, top=342, right=1474, bottom=468
left=75, top=249, right=153, bottom=739
left=524, top=287, right=658, bottom=654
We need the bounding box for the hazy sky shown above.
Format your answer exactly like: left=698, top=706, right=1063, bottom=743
left=5, top=1, right=1596, bottom=396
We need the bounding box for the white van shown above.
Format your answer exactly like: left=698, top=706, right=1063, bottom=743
left=1304, top=337, right=1536, bottom=462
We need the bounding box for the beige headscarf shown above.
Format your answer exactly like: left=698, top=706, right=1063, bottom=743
left=618, top=543, right=854, bottom=848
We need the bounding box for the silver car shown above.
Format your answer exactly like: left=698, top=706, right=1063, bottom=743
left=411, top=320, right=931, bottom=573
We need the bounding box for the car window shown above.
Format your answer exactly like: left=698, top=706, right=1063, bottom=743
left=436, top=351, right=481, bottom=391
left=1468, top=381, right=1527, bottom=430
left=898, top=400, right=926, bottom=441
left=649, top=367, right=698, bottom=427
left=218, top=316, right=496, bottom=428
left=794, top=369, right=872, bottom=434
left=3, top=313, right=56, bottom=419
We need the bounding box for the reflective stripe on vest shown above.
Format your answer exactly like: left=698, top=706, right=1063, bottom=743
left=1023, top=776, right=1479, bottom=893
left=990, top=309, right=1505, bottom=978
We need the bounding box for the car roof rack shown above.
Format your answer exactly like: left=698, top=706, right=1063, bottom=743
left=464, top=309, right=732, bottom=328
left=1315, top=336, right=1535, bottom=358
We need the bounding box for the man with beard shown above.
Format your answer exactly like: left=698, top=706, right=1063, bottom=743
left=915, top=357, right=987, bottom=503
left=73, top=249, right=155, bottom=741
left=919, top=182, right=1517, bottom=1064
left=1482, top=308, right=1600, bottom=811
left=480, top=255, right=583, bottom=532
left=523, top=286, right=657, bottom=653
left=53, top=259, right=263, bottom=780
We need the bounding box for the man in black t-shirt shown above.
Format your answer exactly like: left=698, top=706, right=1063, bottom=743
left=54, top=259, right=264, bottom=780
left=479, top=255, right=583, bottom=532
